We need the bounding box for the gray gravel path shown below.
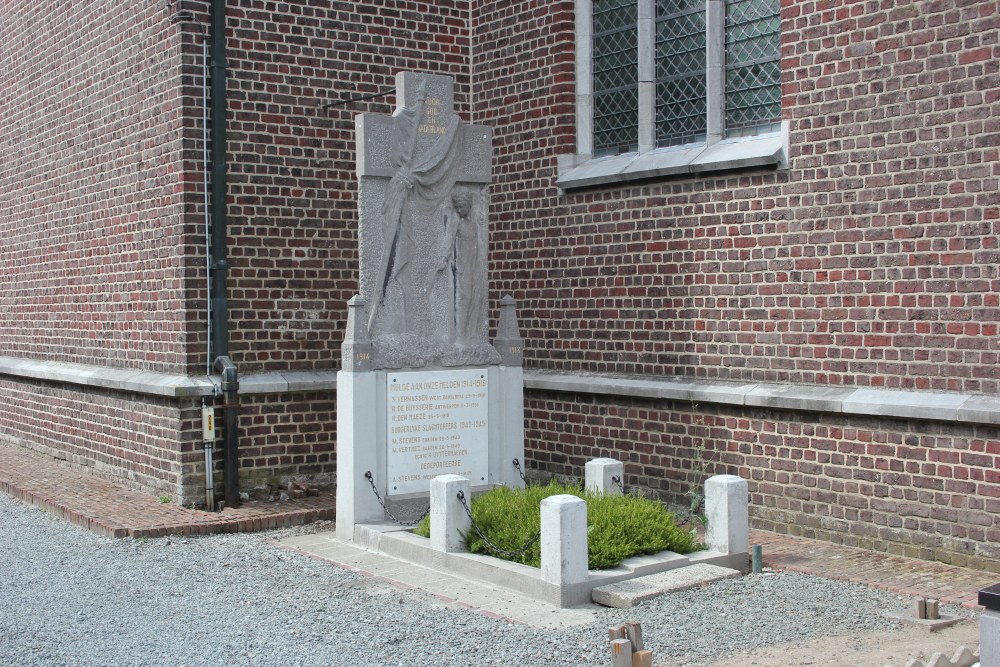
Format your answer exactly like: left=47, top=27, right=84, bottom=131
left=0, top=492, right=951, bottom=667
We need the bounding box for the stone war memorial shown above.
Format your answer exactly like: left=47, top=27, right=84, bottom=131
left=334, top=71, right=749, bottom=608
left=336, top=71, right=526, bottom=541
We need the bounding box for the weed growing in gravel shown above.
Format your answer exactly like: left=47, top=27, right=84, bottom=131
left=413, top=480, right=698, bottom=569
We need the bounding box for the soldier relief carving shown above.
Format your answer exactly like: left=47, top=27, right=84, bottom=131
left=357, top=73, right=499, bottom=369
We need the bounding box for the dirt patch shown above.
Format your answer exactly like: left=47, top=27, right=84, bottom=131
left=698, top=617, right=980, bottom=667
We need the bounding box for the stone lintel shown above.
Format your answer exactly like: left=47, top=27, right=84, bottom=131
left=0, top=356, right=216, bottom=398
left=0, top=356, right=342, bottom=399
left=523, top=370, right=1000, bottom=426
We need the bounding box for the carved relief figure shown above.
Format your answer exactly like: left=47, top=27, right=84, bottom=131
left=355, top=72, right=498, bottom=368
left=368, top=81, right=464, bottom=335
left=428, top=186, right=488, bottom=345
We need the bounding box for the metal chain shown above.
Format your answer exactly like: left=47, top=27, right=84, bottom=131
left=611, top=474, right=626, bottom=495
left=364, top=471, right=430, bottom=527
left=676, top=494, right=706, bottom=527
left=457, top=490, right=540, bottom=559
left=511, top=458, right=528, bottom=484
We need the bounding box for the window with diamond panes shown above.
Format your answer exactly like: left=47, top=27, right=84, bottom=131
left=725, top=0, right=781, bottom=135
left=593, top=0, right=638, bottom=155
left=655, top=0, right=707, bottom=147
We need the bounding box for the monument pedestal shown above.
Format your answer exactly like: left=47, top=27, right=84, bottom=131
left=337, top=361, right=525, bottom=543
left=335, top=369, right=383, bottom=541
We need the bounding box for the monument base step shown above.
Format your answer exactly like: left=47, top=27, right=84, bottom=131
left=591, top=563, right=742, bottom=608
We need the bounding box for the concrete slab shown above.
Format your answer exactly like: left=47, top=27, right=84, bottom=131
left=591, top=563, right=741, bottom=608
left=522, top=370, right=1000, bottom=429
left=841, top=388, right=967, bottom=422
left=882, top=610, right=965, bottom=632
left=283, top=371, right=338, bottom=392
left=239, top=373, right=289, bottom=395
left=277, top=531, right=597, bottom=628
left=956, top=395, right=1000, bottom=425
left=745, top=384, right=854, bottom=413
left=689, top=133, right=784, bottom=173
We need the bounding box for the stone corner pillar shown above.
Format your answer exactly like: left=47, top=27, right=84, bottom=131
left=335, top=369, right=383, bottom=541
left=540, top=494, right=589, bottom=586
left=430, top=474, right=471, bottom=553
left=584, top=458, right=623, bottom=496
left=704, top=474, right=749, bottom=556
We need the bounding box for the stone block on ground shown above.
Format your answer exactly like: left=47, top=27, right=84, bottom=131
left=591, top=563, right=741, bottom=608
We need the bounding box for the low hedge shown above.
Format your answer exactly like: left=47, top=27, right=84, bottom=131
left=414, top=480, right=699, bottom=570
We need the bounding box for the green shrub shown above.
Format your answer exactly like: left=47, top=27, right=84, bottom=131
left=413, top=480, right=699, bottom=569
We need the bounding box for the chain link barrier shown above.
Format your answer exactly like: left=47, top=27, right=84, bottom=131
left=511, top=458, right=528, bottom=484
left=676, top=494, right=706, bottom=527
left=457, top=490, right=540, bottom=559
left=364, top=471, right=430, bottom=527
left=611, top=474, right=626, bottom=495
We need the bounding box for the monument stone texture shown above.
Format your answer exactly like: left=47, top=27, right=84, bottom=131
left=355, top=70, right=499, bottom=369
left=337, top=72, right=524, bottom=541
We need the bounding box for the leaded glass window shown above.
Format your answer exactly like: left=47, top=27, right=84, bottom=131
left=725, top=0, right=781, bottom=135
left=593, top=0, right=638, bottom=155
left=655, top=0, right=707, bottom=147
left=584, top=0, right=781, bottom=160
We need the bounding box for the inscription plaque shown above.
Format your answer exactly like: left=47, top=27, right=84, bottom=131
left=386, top=368, right=489, bottom=496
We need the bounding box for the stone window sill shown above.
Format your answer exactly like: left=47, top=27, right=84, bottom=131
left=556, top=129, right=788, bottom=190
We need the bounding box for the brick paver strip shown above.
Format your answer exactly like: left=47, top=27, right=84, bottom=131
left=0, top=441, right=994, bottom=608
left=0, top=441, right=335, bottom=538
left=752, top=529, right=995, bottom=609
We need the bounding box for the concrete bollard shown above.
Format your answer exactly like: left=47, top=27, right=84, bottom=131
left=585, top=458, right=623, bottom=496
left=540, top=494, right=589, bottom=586
left=980, top=584, right=1000, bottom=667
left=430, top=475, right=471, bottom=553
left=704, top=475, right=749, bottom=556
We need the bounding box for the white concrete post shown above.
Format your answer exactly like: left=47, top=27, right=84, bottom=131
left=489, top=365, right=526, bottom=489
left=704, top=475, right=749, bottom=556
left=540, top=494, right=589, bottom=586
left=983, top=610, right=1000, bottom=667
left=430, top=475, right=471, bottom=553
left=335, top=370, right=385, bottom=541
left=584, top=458, right=623, bottom=496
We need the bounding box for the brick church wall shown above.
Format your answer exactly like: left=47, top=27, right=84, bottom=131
left=212, top=0, right=474, bottom=491
left=526, top=391, right=1000, bottom=572
left=236, top=391, right=337, bottom=491
left=0, top=0, right=472, bottom=500
left=0, top=376, right=199, bottom=500
left=472, top=0, right=1000, bottom=565
left=474, top=0, right=1000, bottom=392
left=0, top=1, right=211, bottom=500
left=0, top=1, right=203, bottom=375
left=221, top=0, right=472, bottom=373
left=1, top=0, right=997, bottom=563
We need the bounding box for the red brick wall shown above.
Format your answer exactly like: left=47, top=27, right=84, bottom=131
left=477, top=0, right=1000, bottom=567
left=236, top=392, right=337, bottom=489
left=223, top=0, right=472, bottom=373
left=474, top=0, right=1000, bottom=393
left=0, top=1, right=203, bottom=375
left=0, top=377, right=196, bottom=499
left=526, top=391, right=1000, bottom=571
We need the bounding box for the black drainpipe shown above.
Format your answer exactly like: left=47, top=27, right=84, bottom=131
left=209, top=0, right=240, bottom=508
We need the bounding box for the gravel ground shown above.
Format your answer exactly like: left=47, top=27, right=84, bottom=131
left=0, top=492, right=966, bottom=667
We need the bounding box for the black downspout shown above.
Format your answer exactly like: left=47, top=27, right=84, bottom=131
left=210, top=0, right=240, bottom=508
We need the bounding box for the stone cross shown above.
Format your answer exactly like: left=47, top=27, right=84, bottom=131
left=354, top=71, right=497, bottom=369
